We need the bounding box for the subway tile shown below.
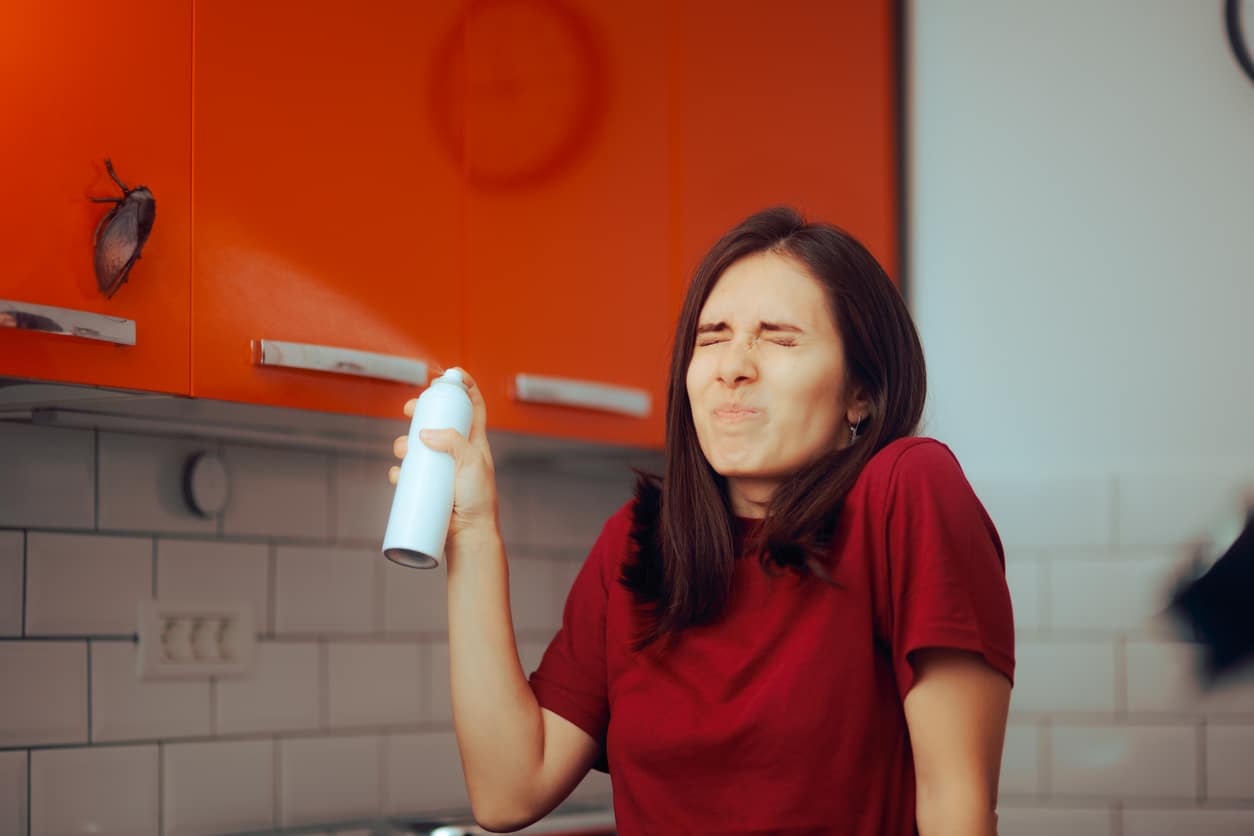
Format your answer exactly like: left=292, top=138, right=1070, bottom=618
left=968, top=475, right=1112, bottom=548
left=1206, top=724, right=1254, bottom=800
left=1004, top=560, right=1043, bottom=632
left=1000, top=724, right=1040, bottom=796
left=221, top=444, right=332, bottom=539
left=384, top=731, right=469, bottom=816
left=0, top=424, right=94, bottom=529
left=327, top=641, right=422, bottom=729
left=157, top=539, right=269, bottom=630
left=522, top=471, right=634, bottom=551
left=90, top=640, right=211, bottom=743
left=1050, top=724, right=1196, bottom=799
left=0, top=531, right=22, bottom=636
left=0, top=750, right=27, bottom=836
left=30, top=745, right=158, bottom=836
left=335, top=454, right=393, bottom=543
left=509, top=555, right=561, bottom=635
left=1048, top=555, right=1178, bottom=633
left=1011, top=641, right=1117, bottom=714
left=381, top=555, right=447, bottom=634
left=215, top=641, right=320, bottom=735
left=1121, top=809, right=1254, bottom=836
left=163, top=738, right=275, bottom=836
left=97, top=432, right=219, bottom=534
left=495, top=469, right=530, bottom=547
left=1117, top=473, right=1249, bottom=547
left=25, top=532, right=150, bottom=635
left=279, top=735, right=381, bottom=826
left=995, top=807, right=1112, bottom=836
left=567, top=769, right=613, bottom=806
left=427, top=643, right=451, bottom=725
left=1125, top=641, right=1254, bottom=715
left=275, top=545, right=376, bottom=634
left=518, top=638, right=549, bottom=679
left=0, top=641, right=87, bottom=746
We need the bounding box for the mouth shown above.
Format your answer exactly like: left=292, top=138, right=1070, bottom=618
left=712, top=406, right=762, bottom=422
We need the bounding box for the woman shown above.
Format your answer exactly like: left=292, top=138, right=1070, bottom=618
left=390, top=207, right=1014, bottom=835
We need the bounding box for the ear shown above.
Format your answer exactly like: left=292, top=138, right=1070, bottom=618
left=844, top=384, right=872, bottom=426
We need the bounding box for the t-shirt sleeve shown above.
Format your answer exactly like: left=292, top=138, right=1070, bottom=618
left=527, top=516, right=617, bottom=762
left=882, top=440, right=1016, bottom=698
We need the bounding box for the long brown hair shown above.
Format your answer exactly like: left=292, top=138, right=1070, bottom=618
left=621, top=207, right=926, bottom=649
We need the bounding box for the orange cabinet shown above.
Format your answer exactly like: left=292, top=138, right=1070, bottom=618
left=191, top=0, right=463, bottom=417
left=462, top=0, right=673, bottom=448
left=0, top=0, right=192, bottom=394
left=672, top=0, right=900, bottom=303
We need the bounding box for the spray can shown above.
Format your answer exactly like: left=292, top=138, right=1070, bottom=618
left=382, top=368, right=474, bottom=569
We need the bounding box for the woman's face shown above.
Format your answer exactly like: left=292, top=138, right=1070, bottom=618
left=685, top=250, right=861, bottom=516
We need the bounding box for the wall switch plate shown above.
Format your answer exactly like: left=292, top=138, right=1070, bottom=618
left=137, top=600, right=256, bottom=680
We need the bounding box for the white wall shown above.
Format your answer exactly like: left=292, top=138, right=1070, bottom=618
left=911, top=2, right=1254, bottom=834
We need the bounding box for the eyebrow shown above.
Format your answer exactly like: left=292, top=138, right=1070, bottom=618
left=695, top=321, right=804, bottom=334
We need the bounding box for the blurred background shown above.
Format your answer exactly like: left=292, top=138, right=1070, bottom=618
left=1, top=0, right=1252, bottom=834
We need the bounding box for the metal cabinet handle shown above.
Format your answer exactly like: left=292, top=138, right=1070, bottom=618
left=513, top=373, right=651, bottom=418
left=251, top=339, right=428, bottom=385
left=0, top=299, right=135, bottom=346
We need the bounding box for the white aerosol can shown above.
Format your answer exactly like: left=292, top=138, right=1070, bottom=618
left=382, top=368, right=473, bottom=569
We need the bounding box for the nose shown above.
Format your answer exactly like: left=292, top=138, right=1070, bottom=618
left=716, top=334, right=758, bottom=386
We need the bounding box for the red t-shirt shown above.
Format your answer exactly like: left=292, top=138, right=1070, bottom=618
left=529, top=438, right=1015, bottom=835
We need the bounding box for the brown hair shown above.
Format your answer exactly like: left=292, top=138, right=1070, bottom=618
left=622, top=207, right=926, bottom=649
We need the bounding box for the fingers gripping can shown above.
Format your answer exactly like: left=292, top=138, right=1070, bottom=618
left=382, top=369, right=474, bottom=569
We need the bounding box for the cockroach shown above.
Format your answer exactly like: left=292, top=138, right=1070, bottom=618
left=89, top=158, right=156, bottom=299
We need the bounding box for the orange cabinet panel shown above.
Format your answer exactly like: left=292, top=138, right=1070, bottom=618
left=463, top=0, right=672, bottom=448
left=0, top=0, right=192, bottom=393
left=672, top=0, right=900, bottom=306
left=192, top=1, right=463, bottom=418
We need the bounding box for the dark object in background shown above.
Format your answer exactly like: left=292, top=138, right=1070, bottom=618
left=89, top=158, right=155, bottom=299
left=1169, top=505, right=1254, bottom=683
left=0, top=309, right=63, bottom=333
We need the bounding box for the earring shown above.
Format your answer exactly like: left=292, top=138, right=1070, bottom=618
left=849, top=416, right=864, bottom=444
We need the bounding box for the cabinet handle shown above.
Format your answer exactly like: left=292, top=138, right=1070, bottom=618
left=513, top=373, right=651, bottom=418
left=251, top=339, right=428, bottom=385
left=0, top=299, right=136, bottom=346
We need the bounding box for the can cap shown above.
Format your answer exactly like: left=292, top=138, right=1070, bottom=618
left=437, top=368, right=466, bottom=387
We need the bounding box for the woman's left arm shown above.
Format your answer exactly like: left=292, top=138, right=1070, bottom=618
left=903, top=647, right=1012, bottom=836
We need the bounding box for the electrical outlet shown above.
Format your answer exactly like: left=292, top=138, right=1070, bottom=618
left=137, top=600, right=256, bottom=680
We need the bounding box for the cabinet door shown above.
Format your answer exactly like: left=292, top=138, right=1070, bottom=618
left=192, top=0, right=463, bottom=418
left=673, top=0, right=899, bottom=304
left=463, top=0, right=672, bottom=448
left=0, top=0, right=191, bottom=393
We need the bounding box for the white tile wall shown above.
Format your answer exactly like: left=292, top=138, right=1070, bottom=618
left=1050, top=724, right=1198, bottom=799
left=381, top=556, right=447, bottom=633
left=327, top=641, right=422, bottom=729
left=427, top=643, right=451, bottom=725
left=97, top=432, right=219, bottom=535
left=0, top=750, right=27, bottom=836
left=1121, top=809, right=1254, bottom=836
left=996, top=807, right=1113, bottom=836
left=1004, top=560, right=1043, bottom=632
left=0, top=424, right=94, bottom=530
left=280, top=735, right=381, bottom=826
left=1011, top=641, right=1117, bottom=714
left=156, top=539, right=269, bottom=632
left=0, top=641, right=87, bottom=747
left=1205, top=724, right=1254, bottom=800
left=222, top=444, right=332, bottom=539
left=25, top=532, right=150, bottom=636
left=385, top=731, right=469, bottom=816
left=163, top=739, right=275, bottom=835
left=1048, top=555, right=1179, bottom=633
left=335, top=454, right=393, bottom=544
left=1117, top=474, right=1250, bottom=547
left=274, top=545, right=376, bottom=634
left=90, top=640, right=211, bottom=743
left=1000, top=724, right=1040, bottom=796
left=0, top=531, right=22, bottom=636
left=567, top=769, right=614, bottom=805
left=508, top=555, right=562, bottom=636
left=29, top=745, right=158, bottom=836
left=968, top=476, right=1113, bottom=548
left=516, top=471, right=634, bottom=551
left=215, top=640, right=321, bottom=735
left=1125, top=641, right=1254, bottom=715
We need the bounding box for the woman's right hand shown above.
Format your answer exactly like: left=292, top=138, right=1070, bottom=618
left=389, top=368, right=500, bottom=547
